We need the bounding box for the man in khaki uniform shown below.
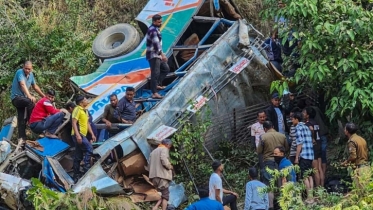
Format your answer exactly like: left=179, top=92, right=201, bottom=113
left=149, top=139, right=173, bottom=210
left=257, top=121, right=288, bottom=209
left=342, top=123, right=369, bottom=190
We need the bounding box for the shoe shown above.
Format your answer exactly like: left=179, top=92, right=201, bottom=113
left=151, top=93, right=163, bottom=99
left=45, top=132, right=59, bottom=139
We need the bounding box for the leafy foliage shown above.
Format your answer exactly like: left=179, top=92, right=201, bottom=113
left=261, top=0, right=373, bottom=137
left=171, top=110, right=212, bottom=166
left=170, top=111, right=213, bottom=204
left=171, top=109, right=258, bottom=208
left=264, top=164, right=373, bottom=210
left=27, top=178, right=140, bottom=210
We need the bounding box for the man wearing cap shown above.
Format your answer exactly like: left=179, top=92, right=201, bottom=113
left=65, top=102, right=97, bottom=143
left=71, top=95, right=96, bottom=182
left=341, top=122, right=369, bottom=189
left=265, top=93, right=288, bottom=135
left=149, top=139, right=173, bottom=210
left=257, top=121, right=288, bottom=209
left=185, top=187, right=224, bottom=210
left=244, top=167, right=269, bottom=210
left=29, top=89, right=66, bottom=139
left=11, top=61, right=45, bottom=140
left=209, top=160, right=238, bottom=210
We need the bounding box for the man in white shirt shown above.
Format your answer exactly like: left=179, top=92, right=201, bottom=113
left=209, top=160, right=239, bottom=210
left=250, top=111, right=266, bottom=148
left=250, top=111, right=267, bottom=170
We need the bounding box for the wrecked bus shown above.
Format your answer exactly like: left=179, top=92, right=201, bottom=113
left=0, top=0, right=276, bottom=209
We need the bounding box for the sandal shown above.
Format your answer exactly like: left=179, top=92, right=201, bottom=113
left=151, top=93, right=163, bottom=99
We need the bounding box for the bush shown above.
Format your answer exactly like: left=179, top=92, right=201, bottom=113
left=261, top=0, right=373, bottom=139
left=26, top=178, right=140, bottom=210
left=264, top=165, right=373, bottom=209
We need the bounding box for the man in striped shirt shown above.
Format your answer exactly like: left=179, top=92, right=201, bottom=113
left=146, top=14, right=170, bottom=99
left=288, top=108, right=301, bottom=165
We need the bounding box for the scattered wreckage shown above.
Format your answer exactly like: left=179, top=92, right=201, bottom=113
left=0, top=0, right=279, bottom=209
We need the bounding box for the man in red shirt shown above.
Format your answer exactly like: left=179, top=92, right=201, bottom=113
left=29, top=89, right=66, bottom=138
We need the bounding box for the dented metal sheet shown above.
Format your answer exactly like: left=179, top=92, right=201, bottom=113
left=0, top=116, right=16, bottom=142
left=0, top=172, right=30, bottom=210
left=46, top=157, right=74, bottom=190
left=91, top=20, right=268, bottom=165
left=72, top=161, right=124, bottom=194
left=238, top=19, right=250, bottom=48
left=169, top=182, right=187, bottom=208
left=94, top=130, right=132, bottom=157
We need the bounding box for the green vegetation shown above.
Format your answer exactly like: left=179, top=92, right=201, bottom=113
left=263, top=165, right=373, bottom=209
left=170, top=111, right=258, bottom=208
left=262, top=0, right=373, bottom=139
left=261, top=0, right=373, bottom=208
left=27, top=178, right=140, bottom=210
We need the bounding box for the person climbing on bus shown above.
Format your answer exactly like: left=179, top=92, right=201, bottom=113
left=29, top=89, right=66, bottom=138
left=264, top=29, right=283, bottom=72
left=11, top=61, right=45, bottom=140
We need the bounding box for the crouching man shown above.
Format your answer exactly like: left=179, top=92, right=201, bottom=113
left=29, top=89, right=65, bottom=138
left=71, top=95, right=96, bottom=182
left=149, top=139, right=173, bottom=210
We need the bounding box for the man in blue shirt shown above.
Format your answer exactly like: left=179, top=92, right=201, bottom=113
left=117, top=87, right=138, bottom=124
left=244, top=167, right=269, bottom=210
left=11, top=61, right=45, bottom=140
left=185, top=188, right=223, bottom=210
left=272, top=146, right=296, bottom=185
